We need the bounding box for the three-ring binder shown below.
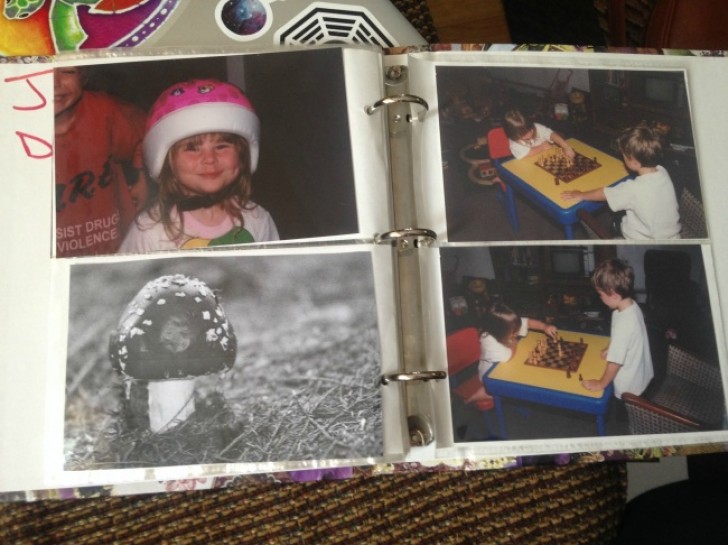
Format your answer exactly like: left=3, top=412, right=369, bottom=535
left=365, top=93, right=429, bottom=123
left=369, top=83, right=438, bottom=447
left=376, top=224, right=441, bottom=444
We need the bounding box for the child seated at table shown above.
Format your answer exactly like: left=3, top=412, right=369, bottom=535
left=478, top=301, right=558, bottom=388
left=581, top=259, right=654, bottom=404
left=561, top=126, right=681, bottom=240
left=502, top=108, right=576, bottom=160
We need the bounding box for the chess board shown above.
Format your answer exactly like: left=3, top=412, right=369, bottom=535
left=524, top=337, right=588, bottom=376
left=535, top=150, right=602, bottom=184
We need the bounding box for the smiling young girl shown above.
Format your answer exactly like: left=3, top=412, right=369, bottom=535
left=119, top=78, right=279, bottom=253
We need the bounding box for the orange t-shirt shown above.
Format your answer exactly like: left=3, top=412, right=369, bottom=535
left=55, top=91, right=145, bottom=257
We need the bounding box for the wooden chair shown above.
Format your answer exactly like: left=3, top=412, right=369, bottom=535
left=486, top=127, right=520, bottom=232
left=622, top=343, right=725, bottom=434
left=446, top=327, right=496, bottom=437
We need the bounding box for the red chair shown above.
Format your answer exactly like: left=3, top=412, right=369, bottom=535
left=486, top=126, right=512, bottom=160
left=486, top=127, right=520, bottom=232
left=446, top=327, right=496, bottom=437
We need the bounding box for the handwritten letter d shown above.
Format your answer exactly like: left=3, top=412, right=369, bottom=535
left=16, top=131, right=53, bottom=159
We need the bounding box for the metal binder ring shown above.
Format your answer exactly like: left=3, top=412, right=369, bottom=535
left=365, top=94, right=429, bottom=122
left=381, top=370, right=447, bottom=385
left=374, top=228, right=437, bottom=249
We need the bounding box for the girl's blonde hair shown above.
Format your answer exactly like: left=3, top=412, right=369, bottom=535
left=502, top=109, right=535, bottom=141
left=147, top=132, right=253, bottom=243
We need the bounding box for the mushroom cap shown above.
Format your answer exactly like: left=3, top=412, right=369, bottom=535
left=109, top=274, right=236, bottom=380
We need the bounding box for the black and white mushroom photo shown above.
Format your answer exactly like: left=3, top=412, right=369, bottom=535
left=63, top=252, right=383, bottom=470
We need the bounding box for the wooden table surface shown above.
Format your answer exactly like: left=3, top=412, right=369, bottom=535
left=426, top=0, right=511, bottom=43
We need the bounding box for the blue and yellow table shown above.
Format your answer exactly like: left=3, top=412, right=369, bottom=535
left=484, top=330, right=613, bottom=438
left=495, top=138, right=630, bottom=239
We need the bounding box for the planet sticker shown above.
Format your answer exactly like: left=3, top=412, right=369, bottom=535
left=216, top=0, right=272, bottom=41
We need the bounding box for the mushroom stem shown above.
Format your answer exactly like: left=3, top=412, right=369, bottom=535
left=147, top=379, right=196, bottom=433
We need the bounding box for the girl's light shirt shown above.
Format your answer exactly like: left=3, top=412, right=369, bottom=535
left=478, top=318, right=529, bottom=380
left=119, top=202, right=279, bottom=253
left=508, top=123, right=554, bottom=160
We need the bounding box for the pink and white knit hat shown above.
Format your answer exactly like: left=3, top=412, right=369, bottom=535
left=143, top=79, right=260, bottom=179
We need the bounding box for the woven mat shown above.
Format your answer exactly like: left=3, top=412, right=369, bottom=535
left=1, top=463, right=627, bottom=544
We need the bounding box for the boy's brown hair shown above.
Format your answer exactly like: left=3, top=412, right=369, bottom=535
left=502, top=109, right=535, bottom=141
left=591, top=258, right=635, bottom=299
left=616, top=126, right=663, bottom=168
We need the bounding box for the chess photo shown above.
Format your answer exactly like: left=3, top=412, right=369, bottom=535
left=437, top=64, right=706, bottom=242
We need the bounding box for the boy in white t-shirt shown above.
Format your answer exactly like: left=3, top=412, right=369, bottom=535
left=581, top=259, right=654, bottom=401
left=562, top=126, right=681, bottom=240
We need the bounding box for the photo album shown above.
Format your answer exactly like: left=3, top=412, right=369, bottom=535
left=1, top=43, right=727, bottom=498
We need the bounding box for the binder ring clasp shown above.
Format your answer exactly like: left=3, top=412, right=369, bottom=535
left=366, top=94, right=429, bottom=122
left=374, top=228, right=437, bottom=249
left=381, top=370, right=447, bottom=385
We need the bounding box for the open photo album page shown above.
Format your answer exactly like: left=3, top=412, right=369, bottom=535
left=408, top=52, right=728, bottom=455
left=0, top=47, right=398, bottom=493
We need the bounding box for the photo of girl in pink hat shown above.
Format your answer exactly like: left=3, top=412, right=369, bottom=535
left=54, top=50, right=360, bottom=258
left=119, top=78, right=279, bottom=253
